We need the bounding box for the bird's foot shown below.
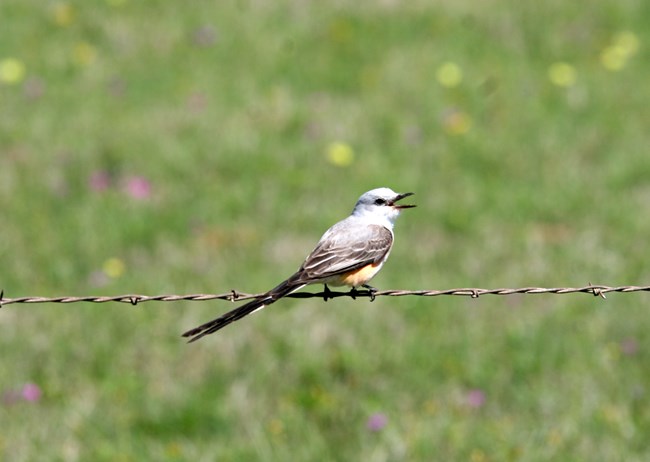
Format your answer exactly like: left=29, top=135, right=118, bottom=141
left=362, top=284, right=378, bottom=302
left=348, top=285, right=377, bottom=301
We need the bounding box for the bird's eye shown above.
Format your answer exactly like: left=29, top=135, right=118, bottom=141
left=374, top=198, right=387, bottom=205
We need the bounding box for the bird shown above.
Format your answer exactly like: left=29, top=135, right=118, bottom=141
left=182, top=187, right=415, bottom=342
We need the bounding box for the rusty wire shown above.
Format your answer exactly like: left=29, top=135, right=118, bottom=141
left=1, top=285, right=649, bottom=308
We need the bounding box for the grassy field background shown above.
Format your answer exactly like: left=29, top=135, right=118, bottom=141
left=2, top=0, right=650, bottom=460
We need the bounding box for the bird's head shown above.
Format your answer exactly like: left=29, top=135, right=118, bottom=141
left=352, top=187, right=416, bottom=225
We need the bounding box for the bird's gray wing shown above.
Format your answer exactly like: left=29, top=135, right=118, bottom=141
left=297, top=223, right=393, bottom=281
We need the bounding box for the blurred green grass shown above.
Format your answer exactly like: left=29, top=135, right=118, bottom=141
left=2, top=0, right=650, bottom=460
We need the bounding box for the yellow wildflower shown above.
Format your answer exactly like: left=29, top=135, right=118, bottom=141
left=326, top=142, right=354, bottom=167
left=103, top=258, right=125, bottom=279
left=436, top=62, right=463, bottom=88
left=0, top=58, right=26, bottom=84
left=52, top=3, right=74, bottom=27
left=548, top=62, right=577, bottom=87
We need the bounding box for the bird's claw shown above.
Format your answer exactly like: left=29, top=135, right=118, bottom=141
left=348, top=285, right=377, bottom=301
left=362, top=284, right=377, bottom=302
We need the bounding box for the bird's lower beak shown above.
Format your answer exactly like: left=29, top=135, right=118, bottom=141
left=391, top=192, right=416, bottom=209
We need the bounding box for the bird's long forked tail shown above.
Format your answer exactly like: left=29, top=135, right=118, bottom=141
left=182, top=276, right=306, bottom=343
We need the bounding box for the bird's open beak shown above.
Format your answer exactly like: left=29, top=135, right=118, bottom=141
left=390, top=192, right=416, bottom=209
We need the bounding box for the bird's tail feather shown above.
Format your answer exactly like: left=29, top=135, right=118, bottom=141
left=182, top=275, right=305, bottom=342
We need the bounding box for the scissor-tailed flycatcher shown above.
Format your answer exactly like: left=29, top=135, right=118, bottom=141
left=183, top=187, right=415, bottom=342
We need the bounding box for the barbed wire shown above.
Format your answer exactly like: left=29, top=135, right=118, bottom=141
left=1, top=284, right=649, bottom=308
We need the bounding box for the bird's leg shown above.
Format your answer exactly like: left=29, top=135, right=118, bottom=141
left=362, top=284, right=378, bottom=302
left=322, top=284, right=333, bottom=302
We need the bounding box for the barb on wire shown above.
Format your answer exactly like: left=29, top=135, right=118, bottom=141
left=1, top=285, right=649, bottom=308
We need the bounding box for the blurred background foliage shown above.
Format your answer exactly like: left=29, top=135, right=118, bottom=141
left=1, top=0, right=649, bottom=460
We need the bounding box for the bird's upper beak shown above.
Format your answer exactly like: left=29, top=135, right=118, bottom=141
left=390, top=192, right=416, bottom=209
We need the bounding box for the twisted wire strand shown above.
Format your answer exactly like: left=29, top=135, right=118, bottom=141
left=1, top=285, right=649, bottom=307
